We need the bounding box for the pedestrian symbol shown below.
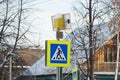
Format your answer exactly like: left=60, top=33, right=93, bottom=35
left=51, top=46, right=66, bottom=61
left=50, top=44, right=67, bottom=64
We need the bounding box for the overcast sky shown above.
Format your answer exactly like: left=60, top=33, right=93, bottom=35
left=26, top=0, right=75, bottom=48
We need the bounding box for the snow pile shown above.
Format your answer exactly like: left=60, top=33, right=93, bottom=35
left=23, top=55, right=74, bottom=76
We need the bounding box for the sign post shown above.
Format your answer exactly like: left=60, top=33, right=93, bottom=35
left=46, top=40, right=70, bottom=80
left=56, top=31, right=63, bottom=80
left=46, top=13, right=71, bottom=80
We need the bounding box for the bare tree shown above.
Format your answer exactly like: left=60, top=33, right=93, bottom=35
left=0, top=0, right=37, bottom=79
left=66, top=0, right=114, bottom=80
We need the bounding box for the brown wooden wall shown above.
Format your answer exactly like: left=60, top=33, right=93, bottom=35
left=82, top=33, right=119, bottom=72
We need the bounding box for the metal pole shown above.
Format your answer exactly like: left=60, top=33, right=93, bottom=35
left=115, top=25, right=119, bottom=80
left=56, top=67, right=62, bottom=80
left=56, top=31, right=62, bottom=80
left=9, top=56, right=12, bottom=80
left=114, top=1, right=120, bottom=79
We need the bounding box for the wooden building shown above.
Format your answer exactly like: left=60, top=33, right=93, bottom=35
left=82, top=32, right=120, bottom=80
left=82, top=1, right=120, bottom=79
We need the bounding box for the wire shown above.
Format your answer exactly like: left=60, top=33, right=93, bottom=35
left=24, top=0, right=51, bottom=8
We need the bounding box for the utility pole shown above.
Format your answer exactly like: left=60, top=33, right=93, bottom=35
left=115, top=23, right=120, bottom=80
left=8, top=50, right=13, bottom=80
left=9, top=56, right=12, bottom=80
left=114, top=19, right=120, bottom=80
left=113, top=0, right=120, bottom=80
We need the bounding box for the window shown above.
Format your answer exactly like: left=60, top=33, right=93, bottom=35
left=109, top=47, right=112, bottom=62
left=104, top=45, right=117, bottom=62
left=104, top=46, right=107, bottom=62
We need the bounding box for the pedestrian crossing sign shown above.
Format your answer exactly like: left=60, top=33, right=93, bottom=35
left=45, top=40, right=71, bottom=67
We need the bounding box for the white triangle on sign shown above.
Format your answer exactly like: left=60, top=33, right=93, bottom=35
left=51, top=46, right=66, bottom=61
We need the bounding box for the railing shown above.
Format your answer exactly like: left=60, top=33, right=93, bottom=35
left=94, top=62, right=120, bottom=72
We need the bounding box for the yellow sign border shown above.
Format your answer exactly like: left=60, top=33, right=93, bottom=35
left=46, top=40, right=70, bottom=67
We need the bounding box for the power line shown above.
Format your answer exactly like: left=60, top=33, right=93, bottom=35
left=24, top=0, right=51, bottom=8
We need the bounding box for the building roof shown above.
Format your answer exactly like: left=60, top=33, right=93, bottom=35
left=22, top=55, right=74, bottom=76
left=17, top=48, right=44, bottom=66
